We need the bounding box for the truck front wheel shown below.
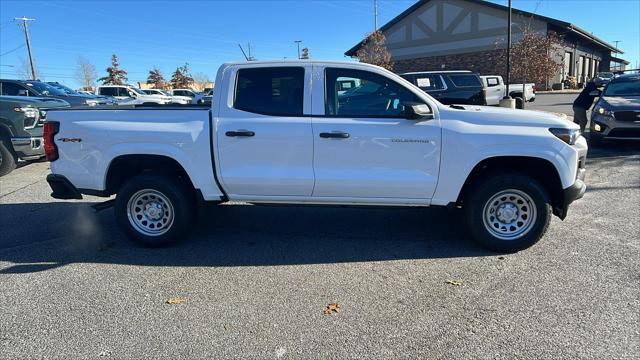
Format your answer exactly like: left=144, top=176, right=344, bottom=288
left=115, top=173, right=195, bottom=247
left=0, top=139, right=18, bottom=177
left=465, top=174, right=552, bottom=252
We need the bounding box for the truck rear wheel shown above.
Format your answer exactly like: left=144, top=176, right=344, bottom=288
left=0, top=139, right=18, bottom=177
left=115, top=173, right=195, bottom=247
left=465, top=173, right=552, bottom=252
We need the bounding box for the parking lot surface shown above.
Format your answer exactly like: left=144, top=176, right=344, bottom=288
left=1, top=142, right=639, bottom=359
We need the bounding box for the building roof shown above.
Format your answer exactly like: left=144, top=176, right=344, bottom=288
left=345, top=0, right=623, bottom=56
left=610, top=56, right=630, bottom=65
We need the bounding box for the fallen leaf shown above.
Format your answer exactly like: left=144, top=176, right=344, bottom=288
left=446, top=280, right=462, bottom=286
left=223, top=324, right=231, bottom=331
left=498, top=256, right=505, bottom=260
left=166, top=297, right=188, bottom=305
left=323, top=303, right=340, bottom=315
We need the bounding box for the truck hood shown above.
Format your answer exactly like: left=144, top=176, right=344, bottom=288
left=0, top=96, right=70, bottom=109
left=599, top=96, right=640, bottom=111
left=442, top=104, right=577, bottom=129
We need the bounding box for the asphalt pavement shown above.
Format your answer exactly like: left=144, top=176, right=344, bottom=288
left=1, top=130, right=639, bottom=358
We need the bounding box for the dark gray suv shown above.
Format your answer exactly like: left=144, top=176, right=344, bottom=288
left=590, top=74, right=640, bottom=144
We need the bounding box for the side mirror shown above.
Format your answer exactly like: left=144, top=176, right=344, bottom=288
left=405, top=103, right=433, bottom=120
left=589, top=90, right=601, bottom=96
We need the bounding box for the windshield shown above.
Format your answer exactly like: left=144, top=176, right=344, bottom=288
left=598, top=72, right=614, bottom=79
left=131, top=88, right=147, bottom=95
left=25, top=81, right=67, bottom=96
left=48, top=82, right=78, bottom=94
left=604, top=80, right=640, bottom=97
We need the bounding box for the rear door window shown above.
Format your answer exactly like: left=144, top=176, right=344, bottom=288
left=98, top=87, right=116, bottom=96
left=448, top=74, right=482, bottom=87
left=486, top=77, right=500, bottom=87
left=234, top=67, right=304, bottom=116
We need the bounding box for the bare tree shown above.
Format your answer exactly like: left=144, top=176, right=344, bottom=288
left=191, top=72, right=211, bottom=91
left=16, top=57, right=41, bottom=80
left=75, top=57, right=98, bottom=91
left=495, top=26, right=564, bottom=87
left=354, top=31, right=394, bottom=71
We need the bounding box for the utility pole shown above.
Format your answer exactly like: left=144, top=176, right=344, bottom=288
left=14, top=16, right=36, bottom=80
left=294, top=40, right=302, bottom=59
left=374, top=0, right=378, bottom=31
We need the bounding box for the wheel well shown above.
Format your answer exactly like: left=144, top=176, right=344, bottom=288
left=457, top=156, right=564, bottom=214
left=105, top=154, right=195, bottom=195
left=0, top=123, right=13, bottom=140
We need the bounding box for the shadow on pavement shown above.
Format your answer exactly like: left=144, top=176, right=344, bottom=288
left=0, top=201, right=491, bottom=274
left=587, top=141, right=640, bottom=159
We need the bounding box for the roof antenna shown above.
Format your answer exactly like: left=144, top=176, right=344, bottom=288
left=238, top=43, right=250, bottom=61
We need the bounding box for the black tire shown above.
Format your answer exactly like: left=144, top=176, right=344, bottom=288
left=115, top=173, right=195, bottom=247
left=0, top=138, right=17, bottom=177
left=465, top=173, right=552, bottom=252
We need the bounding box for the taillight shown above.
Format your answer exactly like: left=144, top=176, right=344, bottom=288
left=43, top=121, right=60, bottom=161
left=532, top=85, right=537, bottom=93
left=483, top=88, right=487, bottom=98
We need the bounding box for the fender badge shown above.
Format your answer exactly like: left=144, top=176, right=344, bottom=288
left=59, top=138, right=82, bottom=143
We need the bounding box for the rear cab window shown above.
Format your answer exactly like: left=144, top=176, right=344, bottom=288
left=234, top=67, right=304, bottom=116
left=486, top=77, right=500, bottom=87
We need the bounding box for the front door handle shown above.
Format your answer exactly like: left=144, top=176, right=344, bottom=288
left=319, top=132, right=350, bottom=139
left=226, top=130, right=255, bottom=137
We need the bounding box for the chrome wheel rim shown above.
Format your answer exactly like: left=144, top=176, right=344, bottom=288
left=127, top=189, right=174, bottom=236
left=482, top=189, right=537, bottom=240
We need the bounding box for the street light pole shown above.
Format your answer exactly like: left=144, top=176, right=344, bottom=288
left=374, top=0, right=378, bottom=31
left=505, top=0, right=511, bottom=100
left=14, top=16, right=36, bottom=80
left=294, top=40, right=302, bottom=59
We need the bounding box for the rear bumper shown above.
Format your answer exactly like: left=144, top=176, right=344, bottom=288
left=46, top=174, right=83, bottom=200
left=11, top=137, right=44, bottom=160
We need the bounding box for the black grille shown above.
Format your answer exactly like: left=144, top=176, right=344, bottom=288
left=608, top=128, right=640, bottom=138
left=614, top=111, right=640, bottom=122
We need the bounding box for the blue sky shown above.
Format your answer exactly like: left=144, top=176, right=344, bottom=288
left=1, top=0, right=638, bottom=88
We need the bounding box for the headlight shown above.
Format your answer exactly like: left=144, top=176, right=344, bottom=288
left=85, top=99, right=99, bottom=106
left=594, top=106, right=613, bottom=117
left=549, top=128, right=581, bottom=145
left=14, top=107, right=39, bottom=118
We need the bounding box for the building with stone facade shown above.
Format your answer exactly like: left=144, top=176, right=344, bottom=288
left=345, top=0, right=627, bottom=89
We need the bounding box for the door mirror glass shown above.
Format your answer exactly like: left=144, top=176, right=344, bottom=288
left=405, top=103, right=432, bottom=120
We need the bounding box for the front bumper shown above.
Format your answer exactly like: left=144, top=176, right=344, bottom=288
left=46, top=174, right=83, bottom=200
left=11, top=137, right=44, bottom=160
left=590, top=113, right=640, bottom=140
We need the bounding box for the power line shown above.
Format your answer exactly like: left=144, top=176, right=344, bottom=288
left=0, top=44, right=25, bottom=57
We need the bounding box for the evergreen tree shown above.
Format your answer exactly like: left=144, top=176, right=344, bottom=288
left=98, top=54, right=128, bottom=85
left=146, top=67, right=166, bottom=89
left=170, top=63, right=194, bottom=89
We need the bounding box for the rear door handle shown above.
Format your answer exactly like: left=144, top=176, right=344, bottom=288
left=319, top=132, right=350, bottom=139
left=226, top=130, right=255, bottom=137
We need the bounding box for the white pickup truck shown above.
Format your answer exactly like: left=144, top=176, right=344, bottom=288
left=480, top=75, right=536, bottom=106
left=44, top=61, right=587, bottom=252
left=96, top=85, right=172, bottom=105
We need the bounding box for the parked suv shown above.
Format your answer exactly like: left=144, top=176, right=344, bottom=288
left=590, top=74, right=640, bottom=144
left=0, top=79, right=101, bottom=107
left=400, top=71, right=486, bottom=105
left=0, top=96, right=69, bottom=176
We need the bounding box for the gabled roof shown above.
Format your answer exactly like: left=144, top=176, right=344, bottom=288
left=345, top=0, right=623, bottom=56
